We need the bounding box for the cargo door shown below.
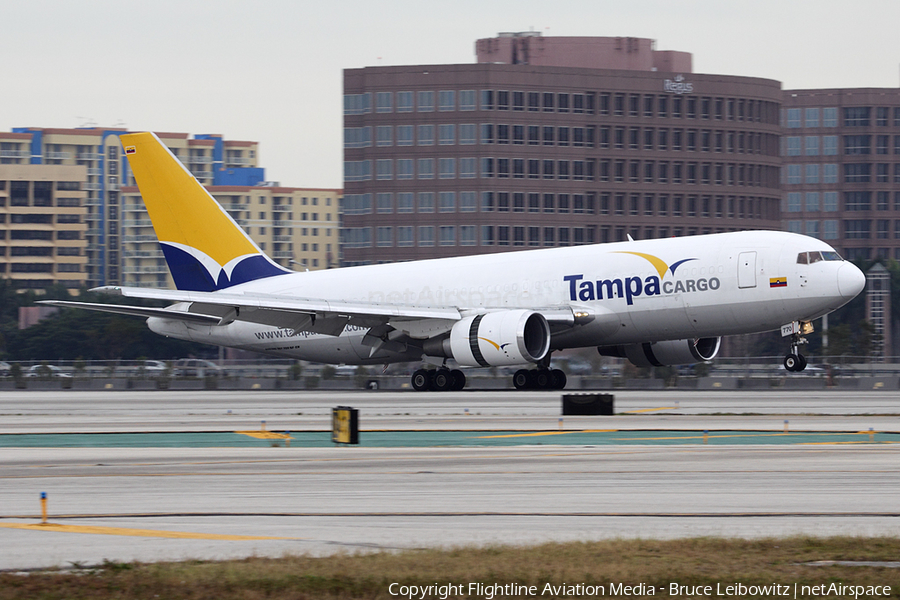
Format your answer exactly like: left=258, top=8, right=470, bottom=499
left=737, top=251, right=757, bottom=289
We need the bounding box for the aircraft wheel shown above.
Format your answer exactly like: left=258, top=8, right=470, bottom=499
left=550, top=369, right=567, bottom=390
left=783, top=354, right=800, bottom=372
left=431, top=368, right=453, bottom=391
left=533, top=369, right=552, bottom=389
left=450, top=369, right=466, bottom=391
left=798, top=354, right=808, bottom=371
left=411, top=369, right=432, bottom=391
left=513, top=369, right=531, bottom=390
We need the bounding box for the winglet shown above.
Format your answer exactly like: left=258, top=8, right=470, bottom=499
left=121, top=132, right=290, bottom=291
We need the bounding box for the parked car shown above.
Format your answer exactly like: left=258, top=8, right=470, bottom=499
left=24, top=364, right=72, bottom=378
left=135, top=360, right=168, bottom=375
left=0, top=361, right=10, bottom=378
left=172, top=359, right=225, bottom=378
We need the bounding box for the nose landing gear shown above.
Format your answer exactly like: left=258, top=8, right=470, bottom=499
left=782, top=320, right=812, bottom=372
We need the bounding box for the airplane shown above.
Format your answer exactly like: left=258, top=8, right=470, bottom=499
left=41, top=132, right=867, bottom=391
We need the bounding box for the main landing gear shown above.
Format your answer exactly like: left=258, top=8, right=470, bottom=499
left=513, top=368, right=567, bottom=390
left=409, top=366, right=569, bottom=391
left=782, top=320, right=812, bottom=372
left=411, top=368, right=466, bottom=392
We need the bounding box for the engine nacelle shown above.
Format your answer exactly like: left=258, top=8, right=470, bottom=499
left=443, top=310, right=551, bottom=367
left=598, top=337, right=721, bottom=368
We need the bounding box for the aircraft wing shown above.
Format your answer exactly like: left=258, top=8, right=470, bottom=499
left=38, top=300, right=222, bottom=325
left=39, top=286, right=594, bottom=338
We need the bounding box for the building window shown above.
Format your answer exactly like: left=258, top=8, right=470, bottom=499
left=460, top=225, right=476, bottom=245
left=439, top=191, right=455, bottom=212
left=805, top=108, right=819, bottom=128
left=440, top=225, right=455, bottom=246
left=845, top=191, right=871, bottom=211
left=439, top=124, right=455, bottom=145
left=439, top=158, right=455, bottom=179
left=417, top=91, right=434, bottom=112
left=417, top=158, right=434, bottom=179
left=822, top=220, right=838, bottom=240
left=805, top=136, right=819, bottom=156
left=459, top=157, right=476, bottom=179
left=397, top=192, right=414, bottom=213
left=844, top=135, right=870, bottom=155
left=786, top=108, right=801, bottom=128
left=844, top=107, right=870, bottom=127
left=418, top=226, right=435, bottom=246
left=396, top=159, right=413, bottom=180
left=823, top=107, right=838, bottom=127
left=376, top=159, right=392, bottom=180
left=376, top=192, right=392, bottom=213
left=397, top=91, right=413, bottom=112
left=459, top=124, right=476, bottom=145
left=397, top=226, right=414, bottom=247
left=460, top=90, right=476, bottom=111
left=376, top=92, right=392, bottom=113
left=785, top=137, right=801, bottom=156
left=418, top=124, right=435, bottom=146
left=844, top=163, right=871, bottom=183
left=823, top=191, right=838, bottom=211
left=805, top=164, right=819, bottom=184
left=439, top=90, right=455, bottom=111
left=417, top=192, right=434, bottom=213
left=396, top=125, right=413, bottom=146
left=844, top=219, right=871, bottom=239
left=376, top=226, right=392, bottom=247
left=460, top=191, right=476, bottom=212
left=805, top=192, right=819, bottom=212
left=376, top=125, right=392, bottom=147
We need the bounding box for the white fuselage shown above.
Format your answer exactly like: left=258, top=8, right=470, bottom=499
left=148, top=231, right=864, bottom=365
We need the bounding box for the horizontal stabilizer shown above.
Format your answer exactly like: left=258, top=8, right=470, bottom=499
left=38, top=300, right=221, bottom=325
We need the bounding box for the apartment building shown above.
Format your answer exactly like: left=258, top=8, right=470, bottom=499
left=0, top=162, right=88, bottom=291
left=2, top=128, right=262, bottom=288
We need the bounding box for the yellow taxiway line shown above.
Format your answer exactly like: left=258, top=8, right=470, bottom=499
left=0, top=522, right=300, bottom=540
left=476, top=430, right=618, bottom=439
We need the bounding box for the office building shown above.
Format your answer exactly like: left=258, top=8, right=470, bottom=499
left=781, top=88, right=900, bottom=261
left=341, top=34, right=783, bottom=265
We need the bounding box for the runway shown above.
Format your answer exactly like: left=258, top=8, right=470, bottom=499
left=1, top=389, right=899, bottom=570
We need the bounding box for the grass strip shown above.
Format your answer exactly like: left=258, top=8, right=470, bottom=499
left=2, top=536, right=900, bottom=599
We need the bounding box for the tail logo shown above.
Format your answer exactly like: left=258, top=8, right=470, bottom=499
left=161, top=242, right=289, bottom=292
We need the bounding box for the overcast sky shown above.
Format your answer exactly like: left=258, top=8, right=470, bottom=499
left=2, top=0, right=899, bottom=188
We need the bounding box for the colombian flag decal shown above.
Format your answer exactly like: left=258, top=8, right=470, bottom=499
left=125, top=146, right=136, bottom=155
left=769, top=277, right=787, bottom=288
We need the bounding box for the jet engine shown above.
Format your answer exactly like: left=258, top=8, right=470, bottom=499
left=425, top=310, right=551, bottom=367
left=598, top=337, right=721, bottom=368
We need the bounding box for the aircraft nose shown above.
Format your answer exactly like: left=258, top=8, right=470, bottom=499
left=837, top=263, right=866, bottom=300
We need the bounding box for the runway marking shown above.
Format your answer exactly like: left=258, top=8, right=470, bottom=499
left=622, top=407, right=679, bottom=414
left=3, top=511, right=899, bottom=520
left=234, top=431, right=293, bottom=440
left=0, top=522, right=301, bottom=541
left=617, top=432, right=880, bottom=442
left=475, top=430, right=618, bottom=439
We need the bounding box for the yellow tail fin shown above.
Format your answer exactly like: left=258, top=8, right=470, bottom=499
left=122, top=132, right=289, bottom=291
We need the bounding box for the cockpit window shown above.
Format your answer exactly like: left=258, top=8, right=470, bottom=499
left=797, top=250, right=843, bottom=264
